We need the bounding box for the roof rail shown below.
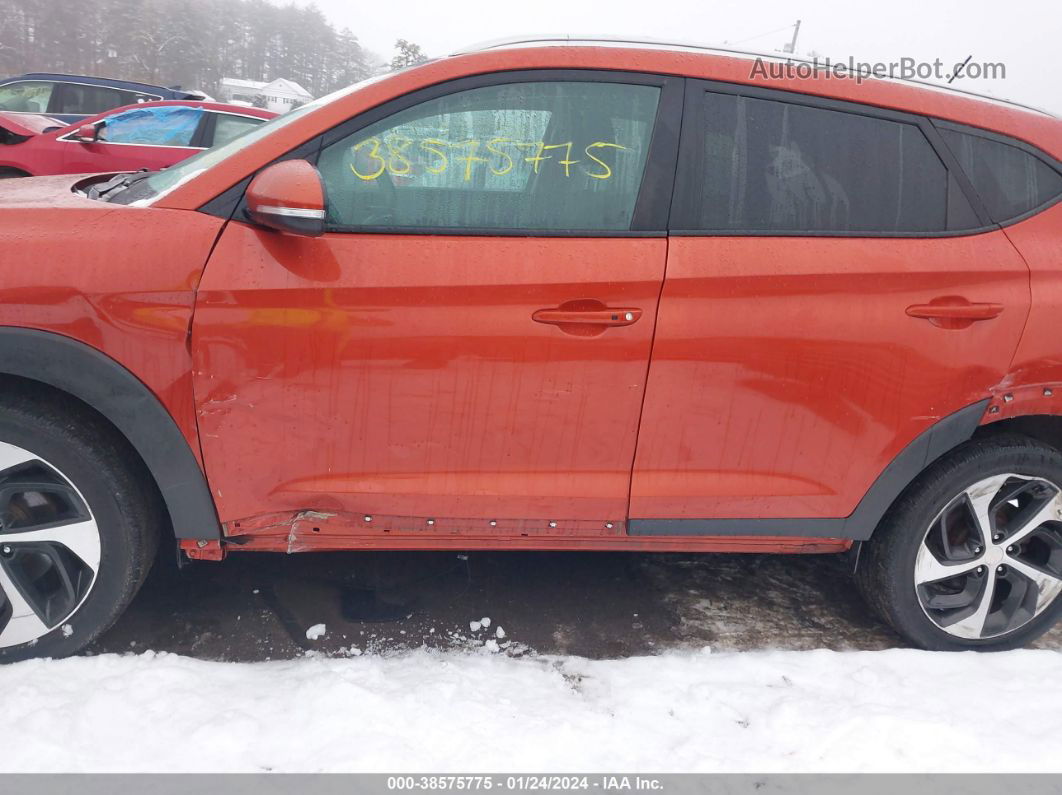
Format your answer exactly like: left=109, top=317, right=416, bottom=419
left=451, top=35, right=1054, bottom=117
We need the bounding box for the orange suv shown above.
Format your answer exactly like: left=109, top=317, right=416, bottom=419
left=1, top=39, right=1060, bottom=659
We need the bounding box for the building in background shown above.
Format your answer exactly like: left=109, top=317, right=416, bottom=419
left=217, top=77, right=313, bottom=113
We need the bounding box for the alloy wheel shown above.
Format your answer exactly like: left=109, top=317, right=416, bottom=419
left=915, top=472, right=1062, bottom=640
left=0, top=441, right=101, bottom=648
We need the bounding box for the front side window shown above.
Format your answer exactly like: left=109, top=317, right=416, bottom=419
left=97, top=105, right=203, bottom=146
left=939, top=128, right=1062, bottom=223
left=212, top=113, right=265, bottom=146
left=0, top=81, right=54, bottom=113
left=686, top=92, right=963, bottom=234
left=317, top=80, right=661, bottom=232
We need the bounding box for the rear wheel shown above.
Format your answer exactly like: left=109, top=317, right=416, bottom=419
left=0, top=391, right=160, bottom=661
left=857, top=435, right=1062, bottom=650
left=0, top=168, right=29, bottom=179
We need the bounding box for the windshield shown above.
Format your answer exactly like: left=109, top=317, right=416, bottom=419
left=107, top=74, right=391, bottom=206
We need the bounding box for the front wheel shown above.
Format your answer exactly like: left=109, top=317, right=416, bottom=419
left=857, top=435, right=1062, bottom=650
left=0, top=390, right=160, bottom=661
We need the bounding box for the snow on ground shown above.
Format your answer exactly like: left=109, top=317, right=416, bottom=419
left=2, top=647, right=1061, bottom=773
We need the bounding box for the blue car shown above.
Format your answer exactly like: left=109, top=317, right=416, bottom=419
left=0, top=73, right=205, bottom=123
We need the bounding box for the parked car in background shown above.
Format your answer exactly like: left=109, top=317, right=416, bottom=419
left=0, top=101, right=275, bottom=177
left=0, top=73, right=207, bottom=123
left=0, top=40, right=1060, bottom=661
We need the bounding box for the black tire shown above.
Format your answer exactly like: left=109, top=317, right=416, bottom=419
left=857, top=434, right=1062, bottom=651
left=0, top=387, right=161, bottom=662
left=0, top=168, right=29, bottom=179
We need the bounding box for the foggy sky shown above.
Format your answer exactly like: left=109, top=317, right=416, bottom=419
left=309, top=0, right=1059, bottom=114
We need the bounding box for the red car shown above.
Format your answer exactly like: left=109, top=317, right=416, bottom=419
left=1, top=39, right=1061, bottom=660
left=0, top=100, right=275, bottom=178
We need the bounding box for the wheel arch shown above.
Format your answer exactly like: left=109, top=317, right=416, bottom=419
left=975, top=414, right=1062, bottom=452
left=0, top=328, right=220, bottom=541
left=851, top=406, right=1062, bottom=546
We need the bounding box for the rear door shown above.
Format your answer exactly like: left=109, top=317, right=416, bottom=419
left=192, top=72, right=682, bottom=536
left=630, top=83, right=1031, bottom=533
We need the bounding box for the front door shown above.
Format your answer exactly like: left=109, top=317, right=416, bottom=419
left=61, top=105, right=203, bottom=173
left=630, top=84, right=1031, bottom=530
left=192, top=73, right=679, bottom=538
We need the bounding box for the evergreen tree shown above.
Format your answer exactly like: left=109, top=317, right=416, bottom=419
left=0, top=0, right=374, bottom=96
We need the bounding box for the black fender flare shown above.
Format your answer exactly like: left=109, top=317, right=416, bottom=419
left=0, top=328, right=220, bottom=540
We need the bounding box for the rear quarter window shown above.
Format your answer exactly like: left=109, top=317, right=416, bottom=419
left=939, top=128, right=1062, bottom=223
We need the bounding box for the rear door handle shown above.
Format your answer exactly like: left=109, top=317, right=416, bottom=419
left=906, top=298, right=1003, bottom=329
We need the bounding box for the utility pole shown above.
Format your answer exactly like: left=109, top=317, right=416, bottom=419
left=783, top=20, right=801, bottom=54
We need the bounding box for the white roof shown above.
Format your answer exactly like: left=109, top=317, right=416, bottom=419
left=220, top=77, right=267, bottom=90
left=262, top=77, right=312, bottom=98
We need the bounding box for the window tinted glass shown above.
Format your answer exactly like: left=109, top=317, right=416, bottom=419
left=940, top=128, right=1062, bottom=222
left=99, top=106, right=202, bottom=146
left=212, top=113, right=264, bottom=146
left=690, top=92, right=953, bottom=233
left=56, top=84, right=125, bottom=115
left=0, top=81, right=54, bottom=113
left=120, top=90, right=158, bottom=105
left=318, top=81, right=660, bottom=231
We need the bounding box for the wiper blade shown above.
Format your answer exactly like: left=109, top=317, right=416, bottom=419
left=87, top=169, right=154, bottom=201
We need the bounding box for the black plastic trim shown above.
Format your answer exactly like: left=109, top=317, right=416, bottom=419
left=628, top=399, right=990, bottom=540
left=670, top=78, right=997, bottom=238
left=0, top=329, right=221, bottom=541
left=200, top=136, right=323, bottom=222
left=191, top=111, right=216, bottom=149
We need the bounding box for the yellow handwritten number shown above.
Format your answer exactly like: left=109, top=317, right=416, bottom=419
left=584, top=142, right=627, bottom=180
left=349, top=137, right=386, bottom=181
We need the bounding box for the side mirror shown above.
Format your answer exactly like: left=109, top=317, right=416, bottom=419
left=245, top=160, right=326, bottom=237
left=75, top=123, right=99, bottom=142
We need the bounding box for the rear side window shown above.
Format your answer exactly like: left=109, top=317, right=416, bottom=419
left=684, top=91, right=971, bottom=234
left=939, top=128, right=1062, bottom=223
left=317, top=81, right=661, bottom=232
left=55, top=83, right=126, bottom=115
left=212, top=114, right=264, bottom=146
left=0, top=81, right=54, bottom=113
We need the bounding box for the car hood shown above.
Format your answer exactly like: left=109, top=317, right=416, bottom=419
left=0, top=111, right=65, bottom=137
left=0, top=173, right=119, bottom=209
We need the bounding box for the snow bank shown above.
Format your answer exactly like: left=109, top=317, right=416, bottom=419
left=2, top=647, right=1060, bottom=772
